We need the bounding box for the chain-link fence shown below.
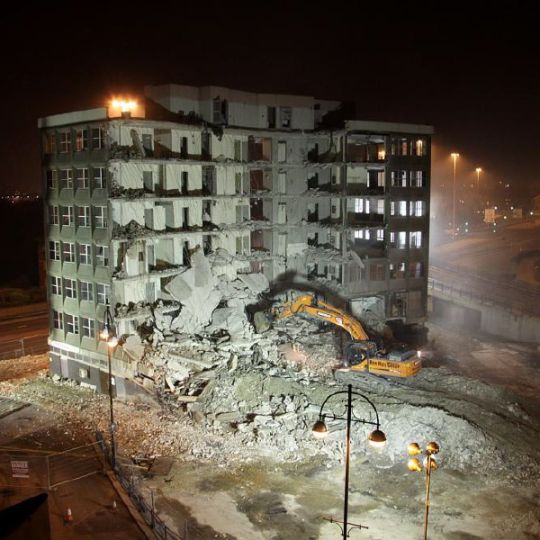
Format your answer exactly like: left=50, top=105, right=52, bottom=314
left=0, top=441, right=104, bottom=493
left=96, top=431, right=185, bottom=540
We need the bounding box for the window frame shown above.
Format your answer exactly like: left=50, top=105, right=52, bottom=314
left=77, top=206, right=90, bottom=228
left=62, top=242, right=75, bottom=263
left=95, top=245, right=109, bottom=266
left=78, top=243, right=91, bottom=265
left=64, top=313, right=79, bottom=334
left=63, top=278, right=77, bottom=299
left=94, top=206, right=108, bottom=229
left=81, top=317, right=95, bottom=338
left=49, top=241, right=61, bottom=261
left=59, top=131, right=72, bottom=154
left=50, top=275, right=61, bottom=295
left=80, top=281, right=93, bottom=301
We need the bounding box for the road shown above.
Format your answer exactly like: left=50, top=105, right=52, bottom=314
left=0, top=308, right=48, bottom=357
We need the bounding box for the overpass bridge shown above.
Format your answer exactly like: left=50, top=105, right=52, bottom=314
left=428, top=264, right=540, bottom=343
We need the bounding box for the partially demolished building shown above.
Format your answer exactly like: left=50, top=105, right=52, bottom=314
left=39, top=84, right=432, bottom=394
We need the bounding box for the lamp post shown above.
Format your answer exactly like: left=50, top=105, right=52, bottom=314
left=475, top=167, right=482, bottom=190
left=312, top=384, right=386, bottom=538
left=100, top=302, right=118, bottom=469
left=407, top=441, right=441, bottom=540
left=451, top=153, right=460, bottom=240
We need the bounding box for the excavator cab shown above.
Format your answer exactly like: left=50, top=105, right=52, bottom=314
left=343, top=341, right=379, bottom=367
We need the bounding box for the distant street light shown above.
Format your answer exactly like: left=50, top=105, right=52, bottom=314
left=407, top=441, right=441, bottom=540
left=100, top=302, right=119, bottom=469
left=312, top=384, right=386, bottom=538
left=475, top=167, right=482, bottom=189
left=451, top=153, right=460, bottom=240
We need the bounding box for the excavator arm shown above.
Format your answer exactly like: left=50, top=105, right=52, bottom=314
left=273, top=293, right=370, bottom=341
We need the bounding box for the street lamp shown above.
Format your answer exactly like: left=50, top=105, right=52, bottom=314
left=451, top=153, right=460, bottom=240
left=100, top=302, right=118, bottom=469
left=407, top=441, right=441, bottom=540
left=475, top=167, right=482, bottom=189
left=312, top=384, right=386, bottom=538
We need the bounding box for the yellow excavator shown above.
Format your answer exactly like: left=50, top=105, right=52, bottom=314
left=270, top=293, right=421, bottom=378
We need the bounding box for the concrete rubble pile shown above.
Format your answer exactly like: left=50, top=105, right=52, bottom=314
left=110, top=250, right=540, bottom=478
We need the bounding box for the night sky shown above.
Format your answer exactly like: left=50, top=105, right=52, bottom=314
left=1, top=4, right=539, bottom=197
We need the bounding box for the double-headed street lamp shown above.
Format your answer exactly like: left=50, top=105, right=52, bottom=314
left=312, top=384, right=386, bottom=539
left=100, top=302, right=118, bottom=469
left=407, top=441, right=441, bottom=540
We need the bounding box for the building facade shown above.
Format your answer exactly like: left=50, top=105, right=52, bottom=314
left=39, top=84, right=432, bottom=393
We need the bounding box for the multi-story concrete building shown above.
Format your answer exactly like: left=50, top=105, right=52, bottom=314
left=39, top=84, right=432, bottom=394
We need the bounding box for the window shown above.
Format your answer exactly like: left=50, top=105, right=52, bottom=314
left=48, top=205, right=59, bottom=225
left=235, top=172, right=243, bottom=194
left=143, top=170, right=154, bottom=191
left=93, top=167, right=105, bottom=189
left=389, top=232, right=396, bottom=247
left=96, top=283, right=110, bottom=305
left=77, top=206, right=90, bottom=227
left=79, top=244, right=91, bottom=265
left=75, top=129, right=88, bottom=152
left=44, top=133, right=56, bottom=154
left=61, top=206, right=74, bottom=226
left=410, top=231, right=422, bottom=248
left=60, top=169, right=73, bottom=189
left=47, top=170, right=58, bottom=190
left=95, top=245, right=109, bottom=266
left=278, top=141, right=287, bottom=162
left=412, top=201, right=424, bottom=217
left=377, top=171, right=385, bottom=187
left=354, top=198, right=369, bottom=213
left=398, top=201, right=407, bottom=217
left=76, top=168, right=89, bottom=189
left=94, top=206, right=107, bottom=228
left=389, top=262, right=406, bottom=279
left=376, top=199, right=385, bottom=215
left=49, top=241, right=60, bottom=261
left=390, top=201, right=395, bottom=216
left=91, top=127, right=104, bottom=149
left=376, top=229, right=384, bottom=241
left=353, top=230, right=365, bottom=239
left=414, top=171, right=425, bottom=188
left=80, top=281, right=93, bottom=301
left=79, top=367, right=90, bottom=378
left=52, top=310, right=63, bottom=330
left=409, top=261, right=424, bottom=278
left=63, top=278, right=77, bottom=299
left=62, top=242, right=75, bottom=262
left=369, top=263, right=385, bottom=281
left=400, top=138, right=409, bottom=156
left=81, top=317, right=95, bottom=338
left=50, top=276, right=61, bottom=295
left=59, top=131, right=72, bottom=153
left=398, top=231, right=407, bottom=249
left=212, top=97, right=228, bottom=124
left=415, top=139, right=426, bottom=156
left=64, top=314, right=79, bottom=334
left=280, top=106, right=292, bottom=128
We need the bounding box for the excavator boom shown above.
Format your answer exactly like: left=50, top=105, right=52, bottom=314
left=273, top=294, right=370, bottom=341
left=271, top=293, right=421, bottom=378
